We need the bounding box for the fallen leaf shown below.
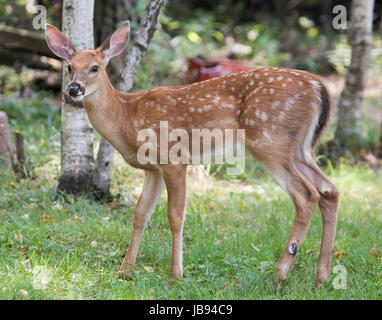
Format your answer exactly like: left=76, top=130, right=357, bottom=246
left=18, top=289, right=29, bottom=297
left=259, top=262, right=267, bottom=272
left=241, top=204, right=248, bottom=211
left=251, top=243, right=260, bottom=252
left=334, top=249, right=346, bottom=260
left=42, top=214, right=50, bottom=222
left=14, top=233, right=23, bottom=243
left=20, top=246, right=29, bottom=253
left=90, top=240, right=98, bottom=248
left=370, top=248, right=380, bottom=258
left=72, top=215, right=80, bottom=221
left=210, top=202, right=217, bottom=209
left=143, top=265, right=154, bottom=273
left=214, top=240, right=222, bottom=246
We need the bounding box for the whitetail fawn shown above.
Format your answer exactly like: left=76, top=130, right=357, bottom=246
left=45, top=21, right=339, bottom=286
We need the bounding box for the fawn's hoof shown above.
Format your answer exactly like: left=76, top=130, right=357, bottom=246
left=314, top=272, right=330, bottom=288
left=275, top=264, right=291, bottom=283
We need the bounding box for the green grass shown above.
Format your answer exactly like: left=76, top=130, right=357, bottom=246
left=0, top=94, right=381, bottom=300
left=1, top=153, right=381, bottom=299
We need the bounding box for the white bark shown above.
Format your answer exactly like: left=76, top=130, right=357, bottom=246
left=58, top=0, right=95, bottom=194
left=336, top=0, right=374, bottom=144
left=0, top=111, right=11, bottom=160
left=92, top=0, right=164, bottom=197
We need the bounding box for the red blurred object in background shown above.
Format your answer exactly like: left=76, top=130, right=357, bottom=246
left=186, top=56, right=254, bottom=83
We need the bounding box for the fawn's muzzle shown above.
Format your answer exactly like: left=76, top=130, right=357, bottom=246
left=67, top=82, right=84, bottom=97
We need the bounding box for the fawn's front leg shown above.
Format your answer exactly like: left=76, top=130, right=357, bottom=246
left=161, top=165, right=187, bottom=279
left=118, top=169, right=164, bottom=279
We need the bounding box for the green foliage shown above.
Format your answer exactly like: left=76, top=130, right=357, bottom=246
left=327, top=35, right=382, bottom=76
left=0, top=66, right=59, bottom=130
left=0, top=66, right=29, bottom=96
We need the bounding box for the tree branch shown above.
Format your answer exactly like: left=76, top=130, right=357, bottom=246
left=120, top=0, right=164, bottom=92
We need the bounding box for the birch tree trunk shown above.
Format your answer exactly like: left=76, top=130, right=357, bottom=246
left=92, top=0, right=164, bottom=199
left=334, top=0, right=374, bottom=152
left=57, top=0, right=95, bottom=195
left=0, top=111, right=11, bottom=160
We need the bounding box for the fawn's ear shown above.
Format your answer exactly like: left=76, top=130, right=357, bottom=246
left=98, top=20, right=130, bottom=64
left=45, top=24, right=75, bottom=61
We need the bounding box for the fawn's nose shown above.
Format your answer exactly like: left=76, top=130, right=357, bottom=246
left=67, top=82, right=84, bottom=97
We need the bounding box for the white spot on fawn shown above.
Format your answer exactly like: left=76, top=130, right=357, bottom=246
left=284, top=98, right=294, bottom=110
left=213, top=96, right=221, bottom=104
left=263, top=129, right=271, bottom=140
left=271, top=100, right=280, bottom=108
left=260, top=112, right=268, bottom=122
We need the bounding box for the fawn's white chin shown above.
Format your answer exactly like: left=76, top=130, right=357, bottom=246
left=72, top=89, right=97, bottom=102
left=71, top=94, right=84, bottom=101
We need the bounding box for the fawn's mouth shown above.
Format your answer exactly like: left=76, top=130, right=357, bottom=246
left=69, top=89, right=97, bottom=102
left=71, top=93, right=84, bottom=101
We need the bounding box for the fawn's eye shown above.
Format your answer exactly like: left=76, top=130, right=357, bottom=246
left=67, top=65, right=72, bottom=72
left=90, top=65, right=99, bottom=73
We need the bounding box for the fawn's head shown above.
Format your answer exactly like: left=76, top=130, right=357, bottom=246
left=45, top=21, right=130, bottom=101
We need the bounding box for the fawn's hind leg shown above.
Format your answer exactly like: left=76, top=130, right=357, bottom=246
left=295, top=160, right=339, bottom=286
left=266, top=162, right=320, bottom=282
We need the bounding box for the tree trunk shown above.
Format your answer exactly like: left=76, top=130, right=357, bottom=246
left=0, top=111, right=11, bottom=160
left=378, top=122, right=382, bottom=158
left=57, top=0, right=95, bottom=195
left=92, top=0, right=164, bottom=198
left=92, top=137, right=115, bottom=200
left=334, top=0, right=374, bottom=153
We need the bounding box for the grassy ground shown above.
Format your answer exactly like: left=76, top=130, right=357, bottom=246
left=0, top=91, right=381, bottom=300
left=0, top=128, right=381, bottom=299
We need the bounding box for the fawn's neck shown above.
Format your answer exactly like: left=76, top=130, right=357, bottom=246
left=82, top=74, right=139, bottom=161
